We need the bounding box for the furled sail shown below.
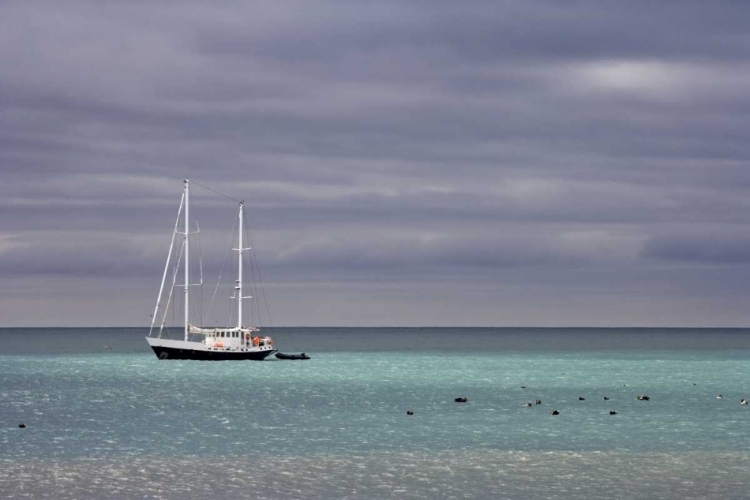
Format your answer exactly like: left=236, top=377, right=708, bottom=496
left=188, top=324, right=212, bottom=335
left=188, top=324, right=260, bottom=334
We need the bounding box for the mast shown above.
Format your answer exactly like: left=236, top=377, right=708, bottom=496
left=184, top=178, right=190, bottom=342
left=237, top=202, right=243, bottom=329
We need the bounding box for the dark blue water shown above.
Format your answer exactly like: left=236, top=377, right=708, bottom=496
left=4, top=326, right=750, bottom=354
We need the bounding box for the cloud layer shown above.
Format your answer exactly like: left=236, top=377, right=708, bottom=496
left=2, top=1, right=750, bottom=326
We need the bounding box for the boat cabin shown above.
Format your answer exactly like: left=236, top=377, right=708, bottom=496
left=201, top=327, right=273, bottom=352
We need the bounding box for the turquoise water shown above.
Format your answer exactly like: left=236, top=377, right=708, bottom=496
left=1, top=328, right=750, bottom=499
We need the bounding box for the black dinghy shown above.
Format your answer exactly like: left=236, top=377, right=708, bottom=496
left=275, top=352, right=310, bottom=360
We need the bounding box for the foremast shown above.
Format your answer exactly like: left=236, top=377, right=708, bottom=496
left=149, top=178, right=200, bottom=340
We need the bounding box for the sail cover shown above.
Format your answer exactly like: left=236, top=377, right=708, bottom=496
left=188, top=324, right=213, bottom=335
left=187, top=324, right=259, bottom=334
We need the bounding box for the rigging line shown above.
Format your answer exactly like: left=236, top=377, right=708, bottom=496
left=204, top=214, right=238, bottom=326
left=244, top=211, right=274, bottom=329
left=246, top=220, right=260, bottom=325
left=197, top=220, right=203, bottom=327
left=255, top=246, right=274, bottom=329
left=150, top=191, right=184, bottom=337
left=159, top=238, right=185, bottom=340
left=246, top=225, right=262, bottom=326
left=251, top=244, right=258, bottom=326
left=241, top=206, right=258, bottom=325
left=246, top=215, right=259, bottom=326
left=229, top=295, right=234, bottom=329
left=191, top=179, right=243, bottom=204
left=169, top=241, right=185, bottom=337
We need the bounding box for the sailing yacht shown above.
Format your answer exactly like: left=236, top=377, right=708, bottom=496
left=145, top=179, right=277, bottom=360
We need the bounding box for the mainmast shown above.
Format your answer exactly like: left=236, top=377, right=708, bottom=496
left=184, top=178, right=190, bottom=342
left=237, top=202, right=244, bottom=329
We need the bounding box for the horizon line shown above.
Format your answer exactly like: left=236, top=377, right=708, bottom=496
left=1, top=325, right=750, bottom=329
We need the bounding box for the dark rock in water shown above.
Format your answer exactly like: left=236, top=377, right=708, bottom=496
left=454, top=397, right=468, bottom=403
left=550, top=410, right=560, bottom=416
left=406, top=410, right=414, bottom=416
left=609, top=410, right=617, bottom=415
left=18, top=423, right=26, bottom=428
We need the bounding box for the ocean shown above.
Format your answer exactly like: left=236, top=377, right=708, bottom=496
left=1, top=327, right=749, bottom=499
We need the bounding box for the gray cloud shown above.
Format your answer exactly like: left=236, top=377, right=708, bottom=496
left=642, top=226, right=750, bottom=264
left=2, top=1, right=750, bottom=326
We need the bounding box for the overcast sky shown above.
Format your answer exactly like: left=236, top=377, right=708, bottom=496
left=2, top=1, right=750, bottom=327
